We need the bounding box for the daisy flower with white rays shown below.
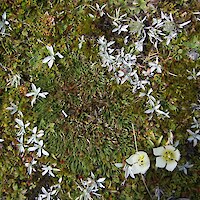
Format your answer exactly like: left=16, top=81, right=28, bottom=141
left=42, top=45, right=64, bottom=68
left=25, top=158, right=37, bottom=175
left=6, top=102, right=23, bottom=117
left=27, top=126, right=44, bottom=144
left=28, top=140, right=49, bottom=157
left=26, top=83, right=48, bottom=107
left=126, top=151, right=150, bottom=174
left=41, top=165, right=60, bottom=177
left=187, top=129, right=200, bottom=147
left=153, top=145, right=181, bottom=171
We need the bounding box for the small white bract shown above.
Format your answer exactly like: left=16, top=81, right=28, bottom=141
left=153, top=145, right=181, bottom=171
left=26, top=83, right=48, bottom=107
left=42, top=45, right=64, bottom=68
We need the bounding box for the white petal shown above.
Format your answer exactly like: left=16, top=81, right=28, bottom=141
left=174, top=149, right=181, bottom=161
left=31, top=83, right=37, bottom=92
left=38, top=92, right=48, bottom=98
left=115, top=163, right=123, bottom=168
left=153, top=146, right=165, bottom=156
left=97, top=178, right=106, bottom=183
left=129, top=166, right=136, bottom=178
left=48, top=59, right=54, bottom=68
left=41, top=187, right=47, bottom=193
left=32, top=127, right=37, bottom=134
left=179, top=20, right=191, bottom=28
left=15, top=118, right=23, bottom=127
left=42, top=56, right=52, bottom=63
left=26, top=92, right=35, bottom=97
left=145, top=109, right=153, bottom=114
left=42, top=149, right=49, bottom=156
left=31, top=97, right=36, bottom=107
left=156, top=157, right=166, bottom=168
left=118, top=70, right=124, bottom=77
left=165, top=145, right=175, bottom=150
left=2, top=12, right=6, bottom=20
left=49, top=171, right=55, bottom=177
left=126, top=154, right=137, bottom=165
left=28, top=146, right=38, bottom=152
left=166, top=160, right=177, bottom=171
left=42, top=170, right=48, bottom=176
left=55, top=52, right=64, bottom=58
left=46, top=45, right=54, bottom=56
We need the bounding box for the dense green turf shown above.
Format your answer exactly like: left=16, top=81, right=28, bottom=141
left=0, top=0, right=200, bottom=199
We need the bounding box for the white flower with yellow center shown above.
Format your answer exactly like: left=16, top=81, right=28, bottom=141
left=153, top=145, right=180, bottom=171
left=126, top=151, right=150, bottom=174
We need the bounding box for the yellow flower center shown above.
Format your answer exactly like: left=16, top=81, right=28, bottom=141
left=163, top=150, right=175, bottom=161
left=138, top=155, right=145, bottom=166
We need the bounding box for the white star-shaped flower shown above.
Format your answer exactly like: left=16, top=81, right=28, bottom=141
left=26, top=83, right=48, bottom=107
left=27, top=126, right=44, bottom=144
left=187, top=129, right=200, bottom=147
left=25, top=158, right=37, bottom=175
left=28, top=140, right=49, bottom=157
left=41, top=165, right=60, bottom=177
left=42, top=45, right=63, bottom=68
